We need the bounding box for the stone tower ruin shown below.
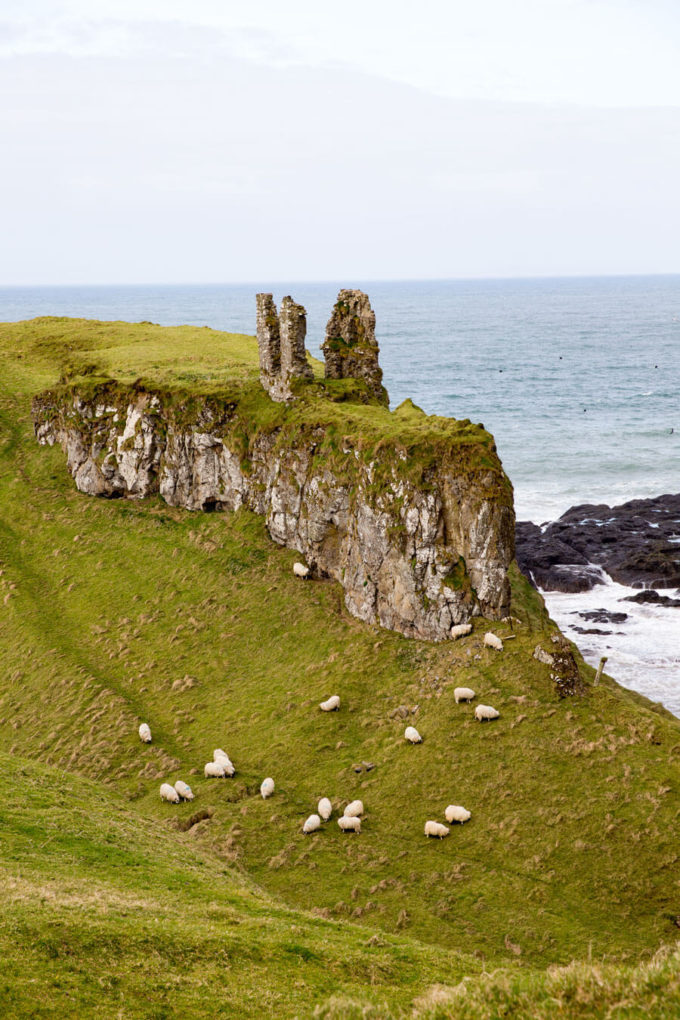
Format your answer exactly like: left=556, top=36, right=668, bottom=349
left=256, top=288, right=385, bottom=404
left=256, top=293, right=313, bottom=401
left=322, top=290, right=384, bottom=403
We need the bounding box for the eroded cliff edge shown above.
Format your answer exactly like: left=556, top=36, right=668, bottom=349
left=32, top=381, right=514, bottom=640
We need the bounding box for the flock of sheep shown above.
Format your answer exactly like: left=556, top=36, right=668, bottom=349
left=142, top=616, right=502, bottom=842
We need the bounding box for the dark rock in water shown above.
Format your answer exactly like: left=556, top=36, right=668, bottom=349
left=578, top=609, right=629, bottom=624
left=622, top=590, right=680, bottom=607
left=516, top=493, right=680, bottom=592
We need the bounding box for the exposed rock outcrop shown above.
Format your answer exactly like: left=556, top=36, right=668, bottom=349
left=33, top=389, right=514, bottom=641
left=322, top=290, right=385, bottom=404
left=516, top=494, right=680, bottom=592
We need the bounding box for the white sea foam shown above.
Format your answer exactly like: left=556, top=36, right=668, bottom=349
left=543, top=575, right=680, bottom=716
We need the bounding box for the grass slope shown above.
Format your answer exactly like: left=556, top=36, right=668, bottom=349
left=2, top=317, right=680, bottom=1015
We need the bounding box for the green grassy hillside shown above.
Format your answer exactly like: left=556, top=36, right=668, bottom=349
left=2, top=317, right=680, bottom=1016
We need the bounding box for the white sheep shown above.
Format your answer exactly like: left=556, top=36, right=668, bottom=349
left=404, top=725, right=422, bottom=744
left=338, top=815, right=361, bottom=833
left=424, top=820, right=449, bottom=839
left=138, top=723, right=152, bottom=743
left=204, top=761, right=226, bottom=778
left=484, top=632, right=503, bottom=651
left=344, top=799, right=363, bottom=818
left=213, top=749, right=235, bottom=776
left=445, top=804, right=471, bottom=824
left=454, top=687, right=476, bottom=703
left=475, top=704, right=500, bottom=722
left=260, top=777, right=275, bottom=799
left=320, top=695, right=340, bottom=712
left=318, top=797, right=332, bottom=821
left=303, top=813, right=321, bottom=834
left=174, top=780, right=194, bottom=801
left=293, top=562, right=310, bottom=579
left=160, top=783, right=180, bottom=804
left=451, top=623, right=473, bottom=640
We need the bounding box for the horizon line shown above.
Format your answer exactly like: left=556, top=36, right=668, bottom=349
left=2, top=271, right=680, bottom=289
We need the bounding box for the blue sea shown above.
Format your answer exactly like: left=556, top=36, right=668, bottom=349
left=2, top=277, right=679, bottom=708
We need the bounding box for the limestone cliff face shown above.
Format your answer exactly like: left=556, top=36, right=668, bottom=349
left=33, top=389, right=514, bottom=641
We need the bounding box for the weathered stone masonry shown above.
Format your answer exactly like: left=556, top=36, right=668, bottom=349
left=256, top=289, right=386, bottom=404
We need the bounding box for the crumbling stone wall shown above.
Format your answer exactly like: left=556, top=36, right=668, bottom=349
left=256, top=293, right=312, bottom=401
left=322, top=289, right=385, bottom=404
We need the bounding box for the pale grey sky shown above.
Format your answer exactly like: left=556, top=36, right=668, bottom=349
left=2, top=1, right=679, bottom=283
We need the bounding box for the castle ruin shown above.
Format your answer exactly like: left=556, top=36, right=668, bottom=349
left=256, top=289, right=385, bottom=404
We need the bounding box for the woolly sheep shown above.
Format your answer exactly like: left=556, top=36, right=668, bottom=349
left=344, top=799, right=363, bottom=818
left=404, top=725, right=422, bottom=744
left=454, top=687, right=476, bottom=703
left=160, top=782, right=180, bottom=804
left=424, top=820, right=449, bottom=839
left=174, top=780, right=194, bottom=801
left=445, top=804, right=471, bottom=824
left=484, top=632, right=503, bottom=651
left=138, top=723, right=152, bottom=743
left=475, top=704, right=500, bottom=722
left=204, top=761, right=227, bottom=778
left=318, top=797, right=332, bottom=821
left=451, top=623, right=473, bottom=640
left=213, top=749, right=235, bottom=776
left=293, top=561, right=310, bottom=579
left=320, top=695, right=340, bottom=712
left=260, top=777, right=275, bottom=799
left=338, top=815, right=361, bottom=833
left=303, top=813, right=321, bottom=834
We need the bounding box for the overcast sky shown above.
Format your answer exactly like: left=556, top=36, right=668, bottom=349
left=2, top=0, right=679, bottom=284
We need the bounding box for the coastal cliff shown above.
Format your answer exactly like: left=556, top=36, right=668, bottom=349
left=32, top=384, right=514, bottom=641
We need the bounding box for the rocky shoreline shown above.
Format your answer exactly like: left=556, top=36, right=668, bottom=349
left=516, top=493, right=680, bottom=596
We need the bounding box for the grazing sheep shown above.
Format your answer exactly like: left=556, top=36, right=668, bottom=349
left=475, top=704, right=500, bottom=722
left=160, top=783, right=180, bottom=804
left=484, top=632, right=503, bottom=651
left=320, top=695, right=340, bottom=712
left=344, top=800, right=363, bottom=818
left=404, top=725, right=422, bottom=744
left=293, top=561, right=310, bottom=579
left=204, top=761, right=226, bottom=778
left=213, top=749, right=235, bottom=776
left=451, top=623, right=473, bottom=640
left=138, top=723, right=152, bottom=743
left=260, top=777, right=275, bottom=799
left=424, top=820, right=449, bottom=839
left=303, top=813, right=321, bottom=834
left=454, top=687, right=476, bottom=703
left=318, top=797, right=332, bottom=821
left=174, top=780, right=194, bottom=801
left=338, top=815, right=361, bottom=833
left=445, top=804, right=471, bottom=824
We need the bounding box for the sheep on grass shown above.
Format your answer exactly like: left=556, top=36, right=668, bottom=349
left=454, top=687, right=475, bottom=703
left=338, top=816, right=361, bottom=833
left=424, top=820, right=449, bottom=839
left=160, top=783, right=180, bottom=804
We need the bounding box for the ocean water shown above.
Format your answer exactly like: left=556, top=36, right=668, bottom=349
left=1, top=277, right=679, bottom=708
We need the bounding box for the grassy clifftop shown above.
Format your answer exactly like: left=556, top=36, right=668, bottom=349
left=2, top=317, right=680, bottom=1016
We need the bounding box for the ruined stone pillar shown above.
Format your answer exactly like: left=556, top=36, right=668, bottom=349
left=280, top=296, right=313, bottom=384
left=322, top=289, right=385, bottom=403
left=256, top=293, right=280, bottom=388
